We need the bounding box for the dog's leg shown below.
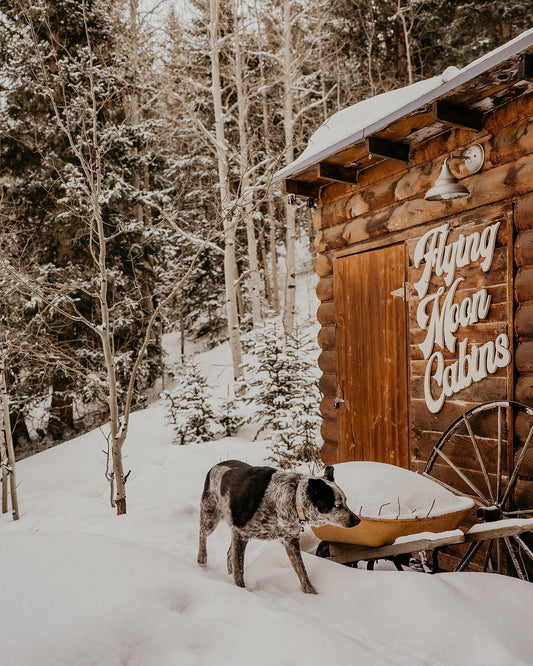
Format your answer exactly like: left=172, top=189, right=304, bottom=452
left=231, top=529, right=248, bottom=588
left=282, top=537, right=317, bottom=594
left=197, top=492, right=221, bottom=567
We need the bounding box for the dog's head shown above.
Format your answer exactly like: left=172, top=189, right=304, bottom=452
left=301, top=466, right=360, bottom=528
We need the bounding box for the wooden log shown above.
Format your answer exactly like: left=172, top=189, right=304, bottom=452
left=410, top=430, right=503, bottom=474
left=318, top=350, right=336, bottom=373
left=314, top=253, right=333, bottom=277
left=314, top=225, right=349, bottom=254
left=410, top=398, right=483, bottom=434
left=318, top=372, right=337, bottom=397
left=515, top=341, right=533, bottom=373
left=410, top=375, right=506, bottom=403
left=516, top=374, right=533, bottom=405
left=319, top=441, right=339, bottom=465
left=320, top=395, right=340, bottom=420
left=316, top=150, right=533, bottom=249
left=321, top=417, right=338, bottom=443
left=515, top=229, right=533, bottom=267
left=409, top=319, right=509, bottom=352
left=317, top=325, right=335, bottom=350
left=319, top=94, right=533, bottom=210
left=316, top=275, right=334, bottom=302
left=515, top=267, right=533, bottom=302
left=514, top=193, right=533, bottom=231
left=514, top=411, right=533, bottom=441
left=515, top=302, right=533, bottom=338
left=318, top=117, right=533, bottom=231
left=317, top=301, right=335, bottom=325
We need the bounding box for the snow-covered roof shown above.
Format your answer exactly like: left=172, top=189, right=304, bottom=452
left=273, top=28, right=533, bottom=185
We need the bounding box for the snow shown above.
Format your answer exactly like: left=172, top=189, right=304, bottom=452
left=467, top=518, right=533, bottom=536
left=293, top=75, right=441, bottom=168
left=2, top=344, right=533, bottom=664
left=332, top=461, right=474, bottom=519
left=393, top=529, right=463, bottom=546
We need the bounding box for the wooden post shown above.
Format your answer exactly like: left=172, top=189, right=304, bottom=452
left=0, top=366, right=19, bottom=520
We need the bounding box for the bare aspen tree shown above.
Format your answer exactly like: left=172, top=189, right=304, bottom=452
left=1, top=0, right=213, bottom=515
left=254, top=0, right=280, bottom=313
left=0, top=365, right=19, bottom=520
left=395, top=0, right=424, bottom=85
left=209, top=0, right=243, bottom=381
left=281, top=0, right=297, bottom=334
left=232, top=0, right=263, bottom=327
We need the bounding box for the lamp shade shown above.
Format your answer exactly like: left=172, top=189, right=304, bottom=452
left=424, top=158, right=470, bottom=201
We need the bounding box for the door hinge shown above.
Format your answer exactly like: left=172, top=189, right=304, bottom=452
left=390, top=281, right=408, bottom=301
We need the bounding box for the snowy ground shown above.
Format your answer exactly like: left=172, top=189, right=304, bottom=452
left=2, top=275, right=533, bottom=665
left=2, top=405, right=533, bottom=664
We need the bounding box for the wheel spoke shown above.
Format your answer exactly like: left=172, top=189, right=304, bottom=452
left=433, top=447, right=491, bottom=505
left=503, top=536, right=526, bottom=581
left=424, top=402, right=533, bottom=577
left=455, top=541, right=483, bottom=572
left=463, top=415, right=494, bottom=504
left=513, top=535, right=533, bottom=564
left=496, top=406, right=503, bottom=503
left=501, top=422, right=533, bottom=508
left=482, top=539, right=494, bottom=573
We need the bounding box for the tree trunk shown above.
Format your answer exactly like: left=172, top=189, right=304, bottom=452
left=282, top=0, right=297, bottom=334
left=48, top=372, right=74, bottom=440
left=209, top=0, right=243, bottom=381
left=258, top=44, right=279, bottom=313
left=0, top=367, right=19, bottom=520
left=233, top=0, right=262, bottom=327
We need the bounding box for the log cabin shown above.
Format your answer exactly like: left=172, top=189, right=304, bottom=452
left=273, top=29, right=533, bottom=539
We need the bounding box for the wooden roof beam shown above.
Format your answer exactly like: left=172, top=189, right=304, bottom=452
left=519, top=53, right=533, bottom=81
left=433, top=100, right=485, bottom=131
left=317, top=162, right=358, bottom=185
left=282, top=179, right=319, bottom=198
left=365, top=136, right=410, bottom=163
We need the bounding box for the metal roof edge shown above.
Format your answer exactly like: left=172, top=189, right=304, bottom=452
left=272, top=28, right=533, bottom=185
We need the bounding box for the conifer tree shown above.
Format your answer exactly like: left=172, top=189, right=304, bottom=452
left=241, top=316, right=322, bottom=471
left=163, top=361, right=224, bottom=445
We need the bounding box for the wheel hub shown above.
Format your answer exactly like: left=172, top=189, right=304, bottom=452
left=476, top=505, right=503, bottom=522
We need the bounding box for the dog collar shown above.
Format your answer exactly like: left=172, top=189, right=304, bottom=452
left=295, top=481, right=307, bottom=531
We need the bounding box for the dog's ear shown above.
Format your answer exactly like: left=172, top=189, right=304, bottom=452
left=324, top=466, right=334, bottom=482
left=307, top=478, right=335, bottom=513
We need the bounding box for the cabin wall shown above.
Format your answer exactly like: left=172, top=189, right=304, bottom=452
left=315, top=93, right=533, bottom=466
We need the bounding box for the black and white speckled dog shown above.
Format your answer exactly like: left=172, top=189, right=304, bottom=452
left=197, top=459, right=359, bottom=594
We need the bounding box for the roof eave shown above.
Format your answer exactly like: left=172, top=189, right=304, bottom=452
left=272, top=29, right=533, bottom=185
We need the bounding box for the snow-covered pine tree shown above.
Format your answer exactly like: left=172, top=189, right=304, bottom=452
left=0, top=0, right=173, bottom=445
left=163, top=362, right=224, bottom=445
left=241, top=315, right=322, bottom=471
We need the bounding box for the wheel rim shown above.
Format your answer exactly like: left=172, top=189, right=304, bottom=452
left=423, top=401, right=533, bottom=579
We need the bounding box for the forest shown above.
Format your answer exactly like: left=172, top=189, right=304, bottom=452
left=0, top=0, right=531, bottom=510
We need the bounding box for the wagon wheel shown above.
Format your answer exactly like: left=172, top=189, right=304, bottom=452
left=423, top=400, right=533, bottom=580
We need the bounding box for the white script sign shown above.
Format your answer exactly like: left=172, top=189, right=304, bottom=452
left=413, top=221, right=512, bottom=413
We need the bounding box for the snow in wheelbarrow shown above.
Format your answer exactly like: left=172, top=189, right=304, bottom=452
left=312, top=462, right=474, bottom=547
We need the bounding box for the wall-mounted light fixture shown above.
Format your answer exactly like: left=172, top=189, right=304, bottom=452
left=424, top=144, right=485, bottom=201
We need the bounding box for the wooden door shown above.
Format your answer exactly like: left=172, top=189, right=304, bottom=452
left=335, top=244, right=409, bottom=467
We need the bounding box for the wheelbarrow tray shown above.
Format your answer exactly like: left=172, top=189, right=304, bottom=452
left=312, top=461, right=474, bottom=547
left=312, top=506, right=473, bottom=547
